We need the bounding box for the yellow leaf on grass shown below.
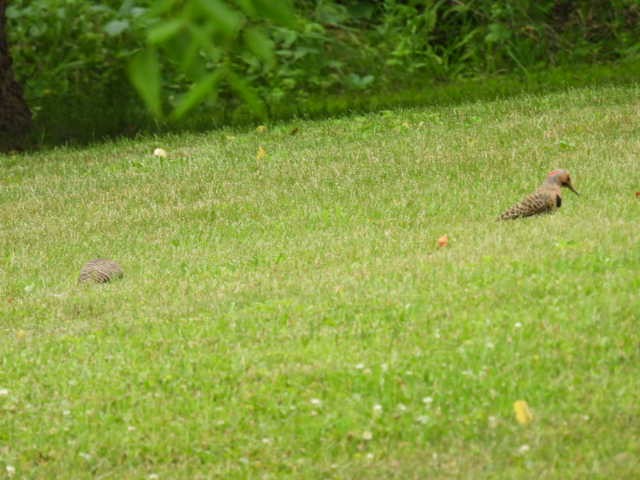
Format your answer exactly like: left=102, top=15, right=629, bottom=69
left=513, top=400, right=533, bottom=425
left=256, top=146, right=267, bottom=160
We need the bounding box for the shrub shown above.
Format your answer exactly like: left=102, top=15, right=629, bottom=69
left=6, top=0, right=640, bottom=141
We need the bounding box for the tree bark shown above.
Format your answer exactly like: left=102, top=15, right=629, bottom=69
left=0, top=0, right=31, bottom=150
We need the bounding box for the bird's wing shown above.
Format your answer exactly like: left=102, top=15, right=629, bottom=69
left=499, top=190, right=554, bottom=220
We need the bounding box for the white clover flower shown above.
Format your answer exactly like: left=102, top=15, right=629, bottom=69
left=422, top=396, right=433, bottom=405
left=397, top=403, right=408, bottom=412
left=372, top=404, right=383, bottom=415
left=0, top=388, right=9, bottom=396
left=517, top=444, right=530, bottom=455
left=6, top=465, right=16, bottom=477
left=416, top=415, right=430, bottom=424
left=362, top=431, right=373, bottom=441
left=310, top=398, right=322, bottom=407
left=366, top=453, right=374, bottom=460
left=486, top=341, right=495, bottom=349
left=488, top=416, right=498, bottom=429
left=63, top=409, right=71, bottom=416
left=153, top=147, right=167, bottom=157
left=515, top=322, right=523, bottom=329
left=355, top=363, right=365, bottom=370
left=79, top=452, right=91, bottom=461
left=148, top=475, right=159, bottom=480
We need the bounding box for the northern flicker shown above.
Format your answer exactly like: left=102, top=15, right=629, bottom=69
left=499, top=169, right=578, bottom=220
left=78, top=259, right=123, bottom=284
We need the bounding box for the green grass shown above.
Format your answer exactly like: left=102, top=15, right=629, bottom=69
left=1, top=84, right=640, bottom=478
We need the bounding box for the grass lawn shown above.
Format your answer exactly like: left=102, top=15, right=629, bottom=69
left=1, top=84, right=639, bottom=478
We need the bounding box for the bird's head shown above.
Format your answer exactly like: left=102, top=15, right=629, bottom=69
left=547, top=169, right=578, bottom=195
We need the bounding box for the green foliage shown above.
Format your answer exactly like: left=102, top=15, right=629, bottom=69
left=128, top=0, right=295, bottom=120
left=5, top=0, right=640, bottom=141
left=5, top=0, right=148, bottom=140
left=6, top=1, right=144, bottom=110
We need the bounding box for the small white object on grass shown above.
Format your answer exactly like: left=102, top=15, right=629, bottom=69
left=416, top=415, right=430, bottom=424
left=153, top=147, right=168, bottom=157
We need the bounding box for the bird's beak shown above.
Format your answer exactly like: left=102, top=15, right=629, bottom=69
left=568, top=183, right=579, bottom=195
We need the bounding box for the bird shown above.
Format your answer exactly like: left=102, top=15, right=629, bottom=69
left=78, top=259, right=123, bottom=284
left=499, top=169, right=578, bottom=220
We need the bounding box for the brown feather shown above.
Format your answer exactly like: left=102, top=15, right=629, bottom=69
left=499, top=186, right=560, bottom=220
left=78, top=259, right=123, bottom=284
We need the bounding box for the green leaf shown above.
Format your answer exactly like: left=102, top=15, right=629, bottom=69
left=147, top=18, right=185, bottom=44
left=233, top=0, right=257, bottom=17
left=251, top=0, right=296, bottom=28
left=171, top=70, right=223, bottom=120
left=226, top=70, right=266, bottom=118
left=194, top=0, right=243, bottom=38
left=5, top=6, right=21, bottom=19
left=129, top=48, right=163, bottom=118
left=104, top=19, right=130, bottom=37
left=243, top=27, right=275, bottom=66
left=187, top=24, right=222, bottom=60
left=149, top=0, right=180, bottom=16
left=485, top=23, right=511, bottom=44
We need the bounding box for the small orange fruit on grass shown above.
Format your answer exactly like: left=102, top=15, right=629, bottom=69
left=437, top=235, right=449, bottom=248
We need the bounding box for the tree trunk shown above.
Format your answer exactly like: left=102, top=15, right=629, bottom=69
left=0, top=0, right=31, bottom=150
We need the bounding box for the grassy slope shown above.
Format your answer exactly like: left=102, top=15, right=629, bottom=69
left=1, top=84, right=639, bottom=478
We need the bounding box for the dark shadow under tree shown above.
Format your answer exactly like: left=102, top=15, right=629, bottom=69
left=0, top=0, right=31, bottom=151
